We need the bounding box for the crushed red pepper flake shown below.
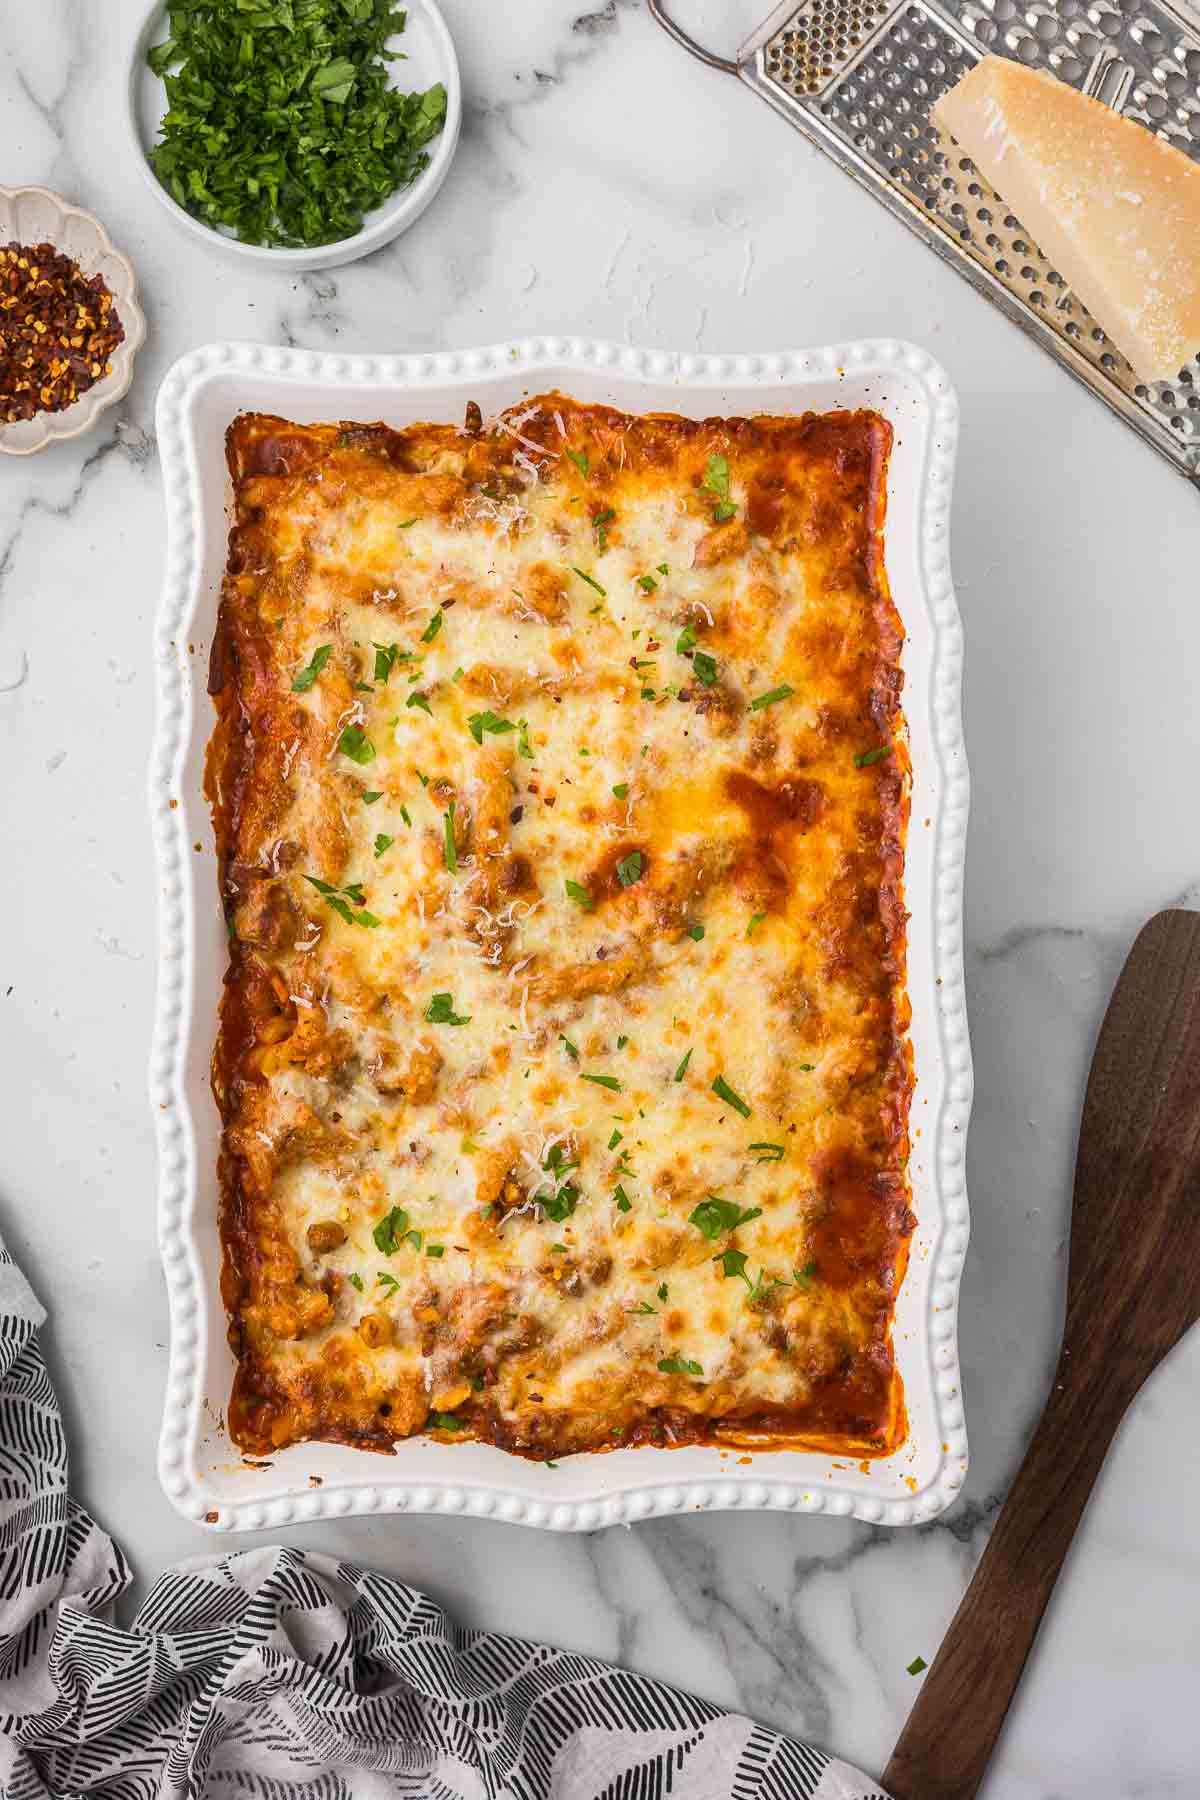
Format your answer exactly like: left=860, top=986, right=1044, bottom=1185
left=0, top=242, right=124, bottom=425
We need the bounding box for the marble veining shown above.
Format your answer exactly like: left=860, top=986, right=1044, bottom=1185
left=1, top=3, right=1198, bottom=1795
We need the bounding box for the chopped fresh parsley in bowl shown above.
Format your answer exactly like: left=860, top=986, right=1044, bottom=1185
left=132, top=0, right=459, bottom=267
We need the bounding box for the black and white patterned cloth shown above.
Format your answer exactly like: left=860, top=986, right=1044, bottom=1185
left=0, top=1244, right=890, bottom=1799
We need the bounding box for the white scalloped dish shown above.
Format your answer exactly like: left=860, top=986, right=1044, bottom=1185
left=0, top=185, right=146, bottom=455
left=150, top=338, right=971, bottom=1534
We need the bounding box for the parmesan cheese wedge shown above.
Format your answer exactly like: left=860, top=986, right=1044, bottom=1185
left=933, top=55, right=1200, bottom=383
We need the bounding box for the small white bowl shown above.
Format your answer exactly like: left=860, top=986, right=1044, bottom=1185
left=0, top=186, right=146, bottom=457
left=127, top=0, right=461, bottom=272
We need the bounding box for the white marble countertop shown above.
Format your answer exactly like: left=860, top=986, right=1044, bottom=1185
left=3, top=3, right=1199, bottom=1794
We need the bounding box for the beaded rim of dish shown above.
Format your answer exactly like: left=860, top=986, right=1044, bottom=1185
left=0, top=185, right=146, bottom=456
left=150, top=336, right=971, bottom=1533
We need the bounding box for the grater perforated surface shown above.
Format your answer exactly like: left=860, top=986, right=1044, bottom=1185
left=653, top=0, right=1200, bottom=483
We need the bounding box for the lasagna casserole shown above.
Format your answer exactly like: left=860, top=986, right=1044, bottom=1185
left=208, top=393, right=914, bottom=1462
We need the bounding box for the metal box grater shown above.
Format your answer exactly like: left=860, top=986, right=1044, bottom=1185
left=650, top=0, right=1200, bottom=487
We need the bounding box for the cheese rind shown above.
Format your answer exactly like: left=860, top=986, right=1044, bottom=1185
left=934, top=55, right=1200, bottom=383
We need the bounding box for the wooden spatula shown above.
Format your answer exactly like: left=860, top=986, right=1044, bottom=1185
left=883, top=908, right=1200, bottom=1800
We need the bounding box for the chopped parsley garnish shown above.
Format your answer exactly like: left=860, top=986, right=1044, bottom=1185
left=428, top=1411, right=467, bottom=1432
left=406, top=690, right=432, bottom=715
left=541, top=1186, right=578, bottom=1222
left=675, top=625, right=717, bottom=687
left=372, top=1205, right=410, bottom=1255
left=673, top=1049, right=692, bottom=1081
left=749, top=1141, right=786, bottom=1163
left=687, top=924, right=705, bottom=942
left=537, top=1147, right=581, bottom=1222
left=701, top=452, right=730, bottom=497
left=338, top=723, right=375, bottom=765
left=855, top=744, right=894, bottom=768
left=608, top=1129, right=623, bottom=1150
left=426, top=1244, right=445, bottom=1259
left=637, top=574, right=657, bottom=593
left=746, top=1267, right=786, bottom=1307
left=617, top=1035, right=629, bottom=1049
left=145, top=2, right=448, bottom=251
left=377, top=1270, right=401, bottom=1293
left=468, top=709, right=517, bottom=745
left=581, top=1072, right=621, bottom=1092
left=747, top=912, right=765, bottom=935
left=711, top=1073, right=752, bottom=1118
left=907, top=1656, right=928, bottom=1676
left=374, top=833, right=393, bottom=857
left=749, top=685, right=794, bottom=712
left=715, top=1246, right=752, bottom=1288
left=656, top=562, right=669, bottom=575
left=700, top=452, right=736, bottom=522
left=426, top=992, right=470, bottom=1026
left=658, top=1355, right=702, bottom=1377
left=566, top=447, right=590, bottom=477
left=398, top=517, right=418, bottom=529
left=347, top=1272, right=364, bottom=1292
left=443, top=801, right=457, bottom=872
left=612, top=782, right=629, bottom=800
left=559, top=1034, right=580, bottom=1061
left=304, top=874, right=380, bottom=929
left=616, top=850, right=643, bottom=888
left=594, top=506, right=615, bottom=550
left=421, top=610, right=443, bottom=644
left=363, top=790, right=383, bottom=805
left=539, top=1152, right=582, bottom=1224
left=292, top=645, right=331, bottom=692
left=571, top=566, right=606, bottom=597
left=613, top=1184, right=632, bottom=1213
left=400, top=805, right=412, bottom=827
left=565, top=879, right=593, bottom=911
left=657, top=1281, right=669, bottom=1301
left=373, top=642, right=411, bottom=682
left=689, top=1195, right=763, bottom=1240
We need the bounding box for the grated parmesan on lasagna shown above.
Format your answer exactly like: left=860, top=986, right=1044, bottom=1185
left=208, top=393, right=914, bottom=1462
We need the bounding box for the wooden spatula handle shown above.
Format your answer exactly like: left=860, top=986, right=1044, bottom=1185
left=882, top=1362, right=1127, bottom=1800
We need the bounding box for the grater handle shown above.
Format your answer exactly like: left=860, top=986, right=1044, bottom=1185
left=647, top=0, right=739, bottom=73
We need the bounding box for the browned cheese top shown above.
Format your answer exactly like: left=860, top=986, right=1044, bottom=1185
left=208, top=394, right=914, bottom=1462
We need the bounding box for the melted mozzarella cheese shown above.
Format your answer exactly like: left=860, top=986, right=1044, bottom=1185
left=212, top=397, right=912, bottom=1460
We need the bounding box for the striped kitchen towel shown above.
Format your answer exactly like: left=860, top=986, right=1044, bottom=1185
left=0, top=1242, right=890, bottom=1800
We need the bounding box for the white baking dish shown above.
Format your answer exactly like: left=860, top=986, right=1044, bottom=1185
left=150, top=337, right=971, bottom=1533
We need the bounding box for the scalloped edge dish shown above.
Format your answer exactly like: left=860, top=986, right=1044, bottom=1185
left=0, top=185, right=146, bottom=455
left=150, top=337, right=971, bottom=1533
